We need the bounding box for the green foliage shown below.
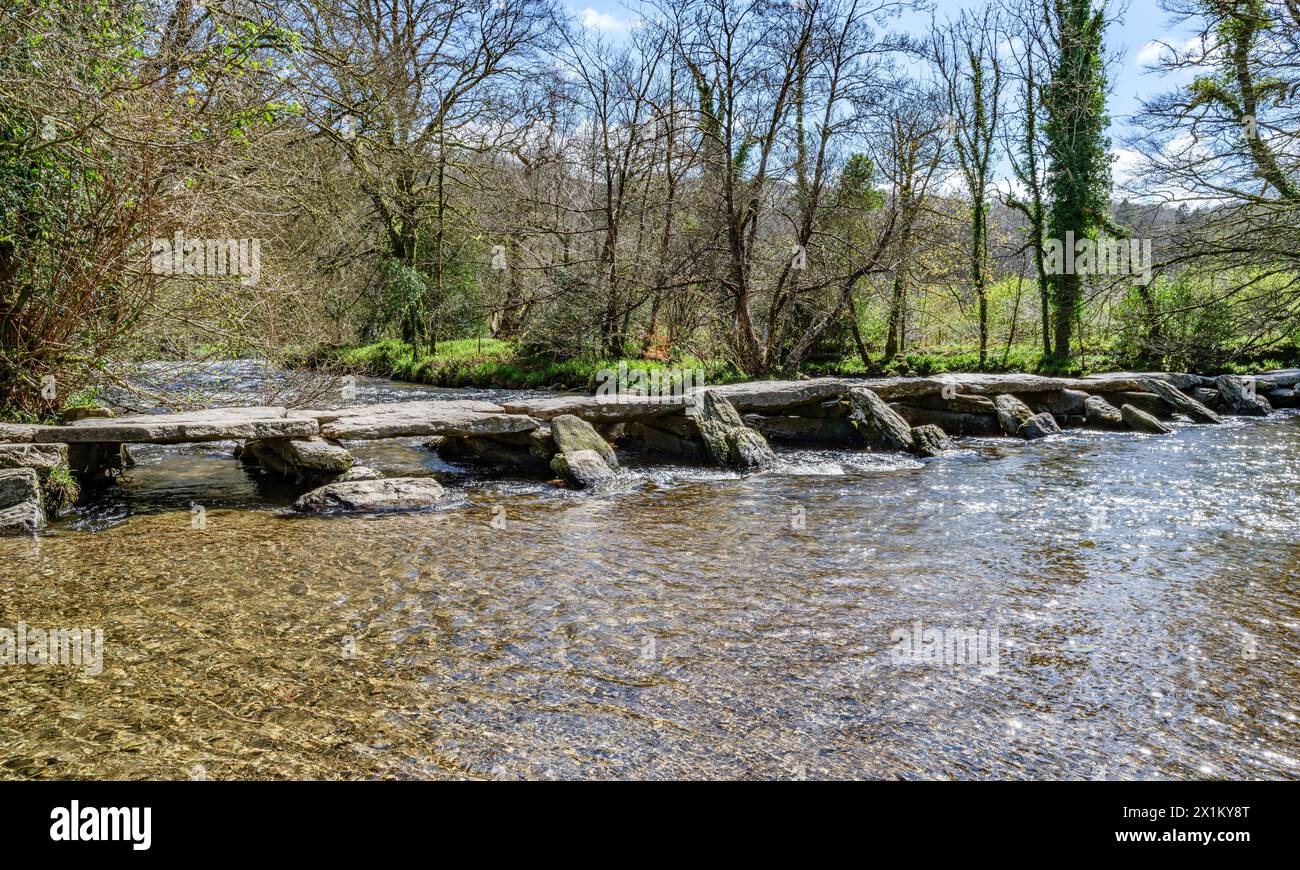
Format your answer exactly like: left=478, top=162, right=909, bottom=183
left=837, top=154, right=884, bottom=211
left=42, top=464, right=79, bottom=514
left=1113, top=270, right=1297, bottom=371
left=379, top=259, right=428, bottom=345
left=0, top=0, right=291, bottom=415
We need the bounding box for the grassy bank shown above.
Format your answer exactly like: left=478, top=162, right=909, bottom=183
left=296, top=338, right=749, bottom=390
left=295, top=338, right=1297, bottom=392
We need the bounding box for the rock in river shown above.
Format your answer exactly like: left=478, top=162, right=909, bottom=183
left=1083, top=395, right=1125, bottom=429
left=550, top=414, right=618, bottom=469
left=993, top=394, right=1034, bottom=437
left=1121, top=404, right=1172, bottom=435
left=1017, top=412, right=1062, bottom=440
left=1216, top=375, right=1273, bottom=417
left=244, top=436, right=354, bottom=478
left=550, top=449, right=617, bottom=490
left=338, top=465, right=381, bottom=482
left=0, top=467, right=45, bottom=534
left=847, top=387, right=914, bottom=452
left=910, top=424, right=954, bottom=457
left=292, top=477, right=446, bottom=514
left=1141, top=378, right=1221, bottom=424
left=694, top=391, right=776, bottom=469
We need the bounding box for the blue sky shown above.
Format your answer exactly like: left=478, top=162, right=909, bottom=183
left=568, top=0, right=1200, bottom=186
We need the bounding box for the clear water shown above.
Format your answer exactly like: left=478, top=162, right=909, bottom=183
left=1, top=366, right=1297, bottom=779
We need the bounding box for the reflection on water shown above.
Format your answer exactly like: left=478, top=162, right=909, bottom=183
left=1, top=380, right=1298, bottom=778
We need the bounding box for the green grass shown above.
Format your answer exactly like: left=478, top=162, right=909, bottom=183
left=312, top=337, right=1124, bottom=389
left=310, top=339, right=749, bottom=390
left=806, top=344, right=1124, bottom=378
left=307, top=336, right=1287, bottom=392
left=43, top=464, right=80, bottom=513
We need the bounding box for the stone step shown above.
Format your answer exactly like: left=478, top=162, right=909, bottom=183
left=32, top=407, right=319, bottom=444
left=314, top=400, right=538, bottom=439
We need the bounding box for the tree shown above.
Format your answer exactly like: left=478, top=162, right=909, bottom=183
left=0, top=0, right=293, bottom=415
left=1000, top=0, right=1053, bottom=357
left=290, top=0, right=559, bottom=355
left=873, top=89, right=948, bottom=360
left=1126, top=0, right=1300, bottom=363
left=657, top=0, right=908, bottom=375
left=933, top=5, right=1005, bottom=367
left=1042, top=0, right=1113, bottom=365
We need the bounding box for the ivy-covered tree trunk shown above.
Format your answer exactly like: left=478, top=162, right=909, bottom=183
left=1043, top=0, right=1111, bottom=367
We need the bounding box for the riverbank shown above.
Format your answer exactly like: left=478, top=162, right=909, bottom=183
left=295, top=338, right=1300, bottom=392
left=290, top=338, right=745, bottom=390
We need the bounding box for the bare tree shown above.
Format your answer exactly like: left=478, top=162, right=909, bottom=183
left=290, top=0, right=559, bottom=354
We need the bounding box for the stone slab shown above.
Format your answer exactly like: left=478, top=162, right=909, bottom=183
left=32, top=407, right=319, bottom=444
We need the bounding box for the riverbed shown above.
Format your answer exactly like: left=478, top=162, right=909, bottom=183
left=1, top=370, right=1297, bottom=779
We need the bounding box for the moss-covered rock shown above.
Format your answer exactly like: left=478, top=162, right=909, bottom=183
left=847, top=387, right=914, bottom=452
left=0, top=443, right=78, bottom=511
left=693, top=391, right=775, bottom=469
left=911, top=424, right=954, bottom=457
left=550, top=414, right=617, bottom=468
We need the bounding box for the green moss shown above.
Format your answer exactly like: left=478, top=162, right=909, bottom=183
left=41, top=464, right=80, bottom=513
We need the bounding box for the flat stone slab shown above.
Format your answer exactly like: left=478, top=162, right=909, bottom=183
left=1068, top=371, right=1210, bottom=392
left=314, top=400, right=538, bottom=439
left=0, top=424, right=36, bottom=443
left=905, top=373, right=1076, bottom=397
left=0, top=443, right=69, bottom=473
left=697, top=379, right=859, bottom=411
left=5, top=367, right=1286, bottom=452
left=705, top=374, right=1087, bottom=409
left=501, top=395, right=685, bottom=422
left=31, top=406, right=319, bottom=444
left=1254, top=369, right=1300, bottom=390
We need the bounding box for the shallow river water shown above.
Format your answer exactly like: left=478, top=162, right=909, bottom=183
left=2, top=370, right=1298, bottom=779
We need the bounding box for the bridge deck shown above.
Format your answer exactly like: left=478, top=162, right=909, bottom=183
left=0, top=371, right=1243, bottom=446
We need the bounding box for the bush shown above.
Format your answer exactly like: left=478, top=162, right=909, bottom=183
left=1114, top=273, right=1237, bottom=371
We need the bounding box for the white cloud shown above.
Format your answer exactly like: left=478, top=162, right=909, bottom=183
left=580, top=7, right=630, bottom=34
left=1135, top=35, right=1216, bottom=70
left=1135, top=41, right=1166, bottom=67
left=1111, top=146, right=1145, bottom=186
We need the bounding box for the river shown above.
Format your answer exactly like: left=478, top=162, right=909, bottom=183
left=1, top=365, right=1297, bottom=779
